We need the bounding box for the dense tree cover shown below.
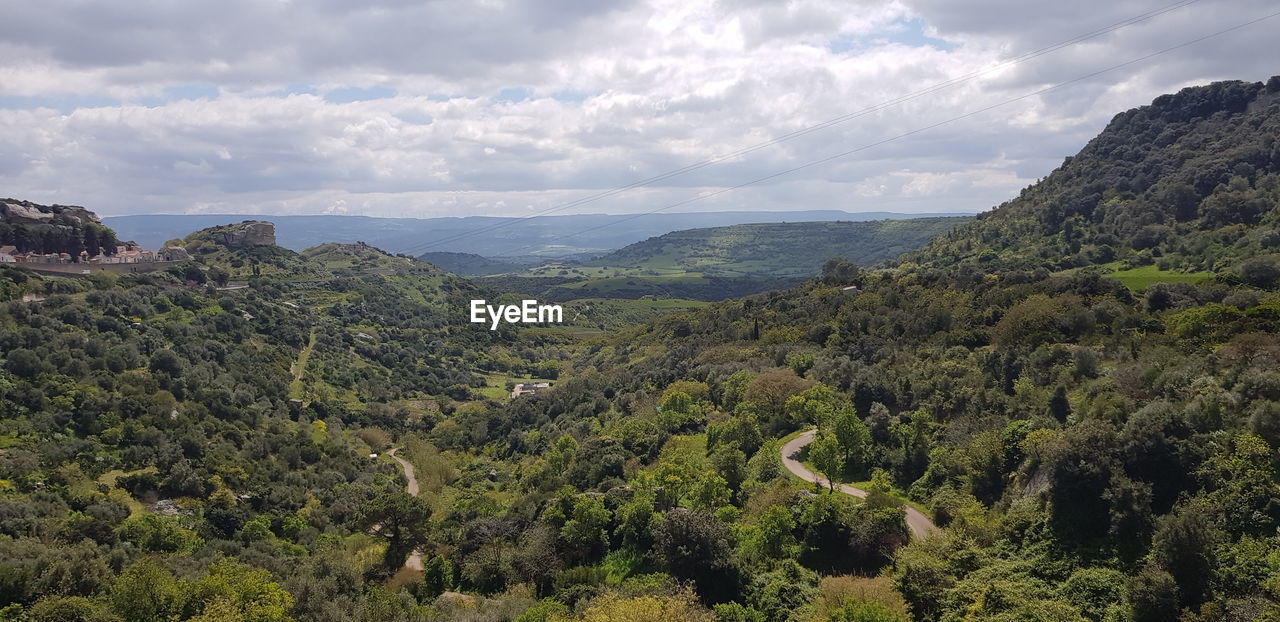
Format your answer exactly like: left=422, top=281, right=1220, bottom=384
left=2, top=78, right=1279, bottom=622
left=907, top=77, right=1280, bottom=282
left=0, top=241, right=576, bottom=620
left=389, top=80, right=1280, bottom=621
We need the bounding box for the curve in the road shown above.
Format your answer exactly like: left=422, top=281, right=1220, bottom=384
left=780, top=429, right=938, bottom=540
left=386, top=447, right=424, bottom=571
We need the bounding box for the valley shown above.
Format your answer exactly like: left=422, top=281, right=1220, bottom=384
left=1, top=76, right=1279, bottom=622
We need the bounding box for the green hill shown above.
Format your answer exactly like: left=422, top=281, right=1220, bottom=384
left=420, top=77, right=1280, bottom=620
left=416, top=251, right=528, bottom=276
left=587, top=218, right=970, bottom=277
left=909, top=76, right=1280, bottom=289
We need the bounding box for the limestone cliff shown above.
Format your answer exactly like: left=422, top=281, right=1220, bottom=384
left=187, top=220, right=277, bottom=249
left=0, top=199, right=119, bottom=255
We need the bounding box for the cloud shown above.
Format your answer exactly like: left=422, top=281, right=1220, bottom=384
left=0, top=0, right=1275, bottom=219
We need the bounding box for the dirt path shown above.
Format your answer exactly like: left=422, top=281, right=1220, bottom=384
left=386, top=448, right=423, bottom=571
left=781, top=429, right=938, bottom=540
left=288, top=329, right=316, bottom=401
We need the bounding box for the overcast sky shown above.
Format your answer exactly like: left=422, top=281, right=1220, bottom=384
left=0, top=0, right=1276, bottom=219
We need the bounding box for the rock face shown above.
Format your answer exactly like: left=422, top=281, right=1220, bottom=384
left=0, top=199, right=102, bottom=226
left=202, top=220, right=277, bottom=248
left=0, top=198, right=119, bottom=256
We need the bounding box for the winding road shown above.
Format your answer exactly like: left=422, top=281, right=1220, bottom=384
left=386, top=448, right=424, bottom=571
left=780, top=430, right=938, bottom=540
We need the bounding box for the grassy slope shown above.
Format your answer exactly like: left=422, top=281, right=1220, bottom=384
left=585, top=218, right=971, bottom=277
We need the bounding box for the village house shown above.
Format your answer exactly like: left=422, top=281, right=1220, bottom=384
left=2, top=242, right=190, bottom=269
left=510, top=382, right=551, bottom=398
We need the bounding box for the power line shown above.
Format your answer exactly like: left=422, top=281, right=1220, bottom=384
left=495, top=8, right=1280, bottom=257
left=399, top=0, right=1205, bottom=256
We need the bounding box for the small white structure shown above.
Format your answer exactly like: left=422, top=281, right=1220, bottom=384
left=510, top=382, right=551, bottom=398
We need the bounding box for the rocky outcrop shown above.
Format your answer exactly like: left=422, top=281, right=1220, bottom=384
left=195, top=220, right=277, bottom=248
left=0, top=199, right=119, bottom=255
left=1, top=199, right=102, bottom=226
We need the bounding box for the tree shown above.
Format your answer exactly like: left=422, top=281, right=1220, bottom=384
left=1049, top=386, right=1071, bottom=423
left=1240, top=256, right=1280, bottom=289
left=745, top=370, right=810, bottom=432
left=110, top=559, right=187, bottom=622
left=190, top=559, right=294, bottom=622
left=615, top=492, right=659, bottom=551
left=832, top=408, right=870, bottom=477
left=712, top=602, right=766, bottom=622
left=754, top=505, right=797, bottom=560
left=148, top=349, right=183, bottom=377
left=26, top=596, right=120, bottom=622
left=560, top=496, right=610, bottom=563
left=718, top=370, right=754, bottom=411
left=561, top=593, right=714, bottom=622
left=992, top=295, right=1091, bottom=349
left=1127, top=566, right=1180, bottom=622
left=4, top=348, right=42, bottom=378
left=820, top=257, right=861, bottom=285
left=511, top=525, right=560, bottom=596
left=1247, top=401, right=1280, bottom=447
left=1152, top=506, right=1221, bottom=607
left=809, top=433, right=843, bottom=490
left=1060, top=567, right=1125, bottom=622
left=891, top=541, right=954, bottom=622
left=1046, top=421, right=1120, bottom=542
left=117, top=515, right=202, bottom=553
left=652, top=509, right=739, bottom=604
left=419, top=555, right=454, bottom=600
left=866, top=403, right=893, bottom=445
left=1197, top=433, right=1280, bottom=535
left=710, top=446, right=747, bottom=495
left=745, top=561, right=817, bottom=620
left=352, top=491, right=432, bottom=570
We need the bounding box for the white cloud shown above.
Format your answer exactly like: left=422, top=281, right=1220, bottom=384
left=0, top=0, right=1275, bottom=218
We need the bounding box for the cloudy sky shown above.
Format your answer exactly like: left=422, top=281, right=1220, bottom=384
left=0, top=0, right=1276, bottom=219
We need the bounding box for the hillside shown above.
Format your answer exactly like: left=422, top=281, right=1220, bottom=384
left=416, top=251, right=527, bottom=276
left=462, top=217, right=966, bottom=302
left=181, top=220, right=319, bottom=280
left=403, top=78, right=1280, bottom=621
left=3, top=78, right=1280, bottom=622
left=588, top=218, right=970, bottom=277
left=909, top=76, right=1280, bottom=288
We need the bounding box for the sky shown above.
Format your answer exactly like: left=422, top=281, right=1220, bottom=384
left=0, top=0, right=1276, bottom=219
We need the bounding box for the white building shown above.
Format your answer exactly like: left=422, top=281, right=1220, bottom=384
left=510, top=382, right=551, bottom=398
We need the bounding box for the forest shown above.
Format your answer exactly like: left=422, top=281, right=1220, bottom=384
left=0, top=77, right=1278, bottom=622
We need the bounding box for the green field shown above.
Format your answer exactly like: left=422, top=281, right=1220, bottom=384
left=1105, top=264, right=1215, bottom=290
left=474, top=372, right=558, bottom=400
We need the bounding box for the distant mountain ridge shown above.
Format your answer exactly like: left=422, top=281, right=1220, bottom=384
left=586, top=217, right=970, bottom=277
left=104, top=210, right=976, bottom=258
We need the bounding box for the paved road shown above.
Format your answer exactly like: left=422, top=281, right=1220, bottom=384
left=780, top=429, right=938, bottom=540
left=386, top=448, right=424, bottom=571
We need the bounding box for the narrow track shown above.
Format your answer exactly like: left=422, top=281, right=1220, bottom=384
left=780, top=430, right=938, bottom=540
left=386, top=448, right=424, bottom=571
